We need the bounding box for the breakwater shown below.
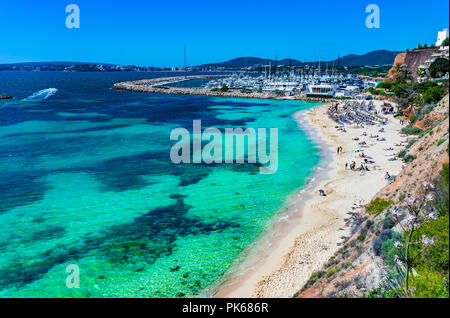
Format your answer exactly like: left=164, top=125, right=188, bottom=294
left=112, top=75, right=335, bottom=102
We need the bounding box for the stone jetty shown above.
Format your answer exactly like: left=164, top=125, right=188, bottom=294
left=112, top=75, right=335, bottom=102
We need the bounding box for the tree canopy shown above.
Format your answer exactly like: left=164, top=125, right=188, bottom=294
left=429, top=58, right=449, bottom=78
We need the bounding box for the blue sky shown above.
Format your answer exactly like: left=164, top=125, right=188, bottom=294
left=0, top=0, right=448, bottom=66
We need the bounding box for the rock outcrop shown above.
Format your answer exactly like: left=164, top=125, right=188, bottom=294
left=387, top=49, right=436, bottom=81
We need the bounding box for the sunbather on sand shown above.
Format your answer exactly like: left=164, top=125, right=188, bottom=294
left=385, top=172, right=395, bottom=180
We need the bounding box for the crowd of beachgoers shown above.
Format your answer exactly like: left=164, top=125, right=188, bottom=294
left=325, top=100, right=412, bottom=186
left=217, top=99, right=406, bottom=297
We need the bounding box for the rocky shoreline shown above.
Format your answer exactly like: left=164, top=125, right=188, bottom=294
left=112, top=75, right=335, bottom=102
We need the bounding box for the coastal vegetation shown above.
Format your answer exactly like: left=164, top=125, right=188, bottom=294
left=366, top=198, right=393, bottom=216
left=371, top=160, right=449, bottom=298
left=408, top=43, right=437, bottom=51
left=296, top=91, right=449, bottom=299
left=442, top=38, right=450, bottom=47
left=211, top=84, right=229, bottom=92
left=429, top=58, right=450, bottom=79
left=373, top=57, right=448, bottom=143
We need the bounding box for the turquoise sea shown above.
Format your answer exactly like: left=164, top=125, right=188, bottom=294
left=0, top=71, right=321, bottom=297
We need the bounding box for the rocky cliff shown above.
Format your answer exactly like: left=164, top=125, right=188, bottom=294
left=296, top=95, right=449, bottom=298
left=387, top=49, right=436, bottom=81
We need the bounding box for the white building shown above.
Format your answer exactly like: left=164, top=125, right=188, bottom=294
left=436, top=28, right=449, bottom=47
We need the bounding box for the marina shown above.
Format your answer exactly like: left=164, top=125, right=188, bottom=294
left=112, top=72, right=379, bottom=100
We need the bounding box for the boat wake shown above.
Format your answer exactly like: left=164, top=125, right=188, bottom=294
left=23, top=88, right=58, bottom=101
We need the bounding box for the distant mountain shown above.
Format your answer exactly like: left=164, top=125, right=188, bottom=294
left=201, top=50, right=400, bottom=68
left=330, top=50, right=400, bottom=66
left=205, top=57, right=268, bottom=67
left=1, top=49, right=401, bottom=71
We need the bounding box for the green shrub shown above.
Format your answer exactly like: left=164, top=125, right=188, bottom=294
left=376, top=81, right=394, bottom=90
left=398, top=149, right=407, bottom=158
left=381, top=233, right=403, bottom=266
left=326, top=268, right=336, bottom=278
left=382, top=216, right=396, bottom=230
left=408, top=114, right=417, bottom=122
left=364, top=288, right=399, bottom=298
left=403, top=154, right=416, bottom=163
left=405, top=139, right=416, bottom=149
left=366, top=197, right=393, bottom=216
left=413, top=81, right=440, bottom=94
left=392, top=83, right=411, bottom=98
left=437, top=138, right=446, bottom=146
left=423, top=85, right=447, bottom=104
left=401, top=126, right=422, bottom=135
left=409, top=268, right=449, bottom=298
left=358, top=230, right=368, bottom=242
left=301, top=270, right=325, bottom=291
left=429, top=58, right=449, bottom=79
left=410, top=215, right=449, bottom=272
left=437, top=163, right=449, bottom=216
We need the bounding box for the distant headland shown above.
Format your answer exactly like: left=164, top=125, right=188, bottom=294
left=0, top=50, right=399, bottom=73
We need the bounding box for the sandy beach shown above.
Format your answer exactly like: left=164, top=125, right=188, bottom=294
left=215, top=100, right=405, bottom=298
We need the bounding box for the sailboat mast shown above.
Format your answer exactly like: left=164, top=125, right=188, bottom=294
left=184, top=45, right=187, bottom=72
left=318, top=51, right=321, bottom=76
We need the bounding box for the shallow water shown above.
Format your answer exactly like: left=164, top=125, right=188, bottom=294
left=0, top=71, right=321, bottom=297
